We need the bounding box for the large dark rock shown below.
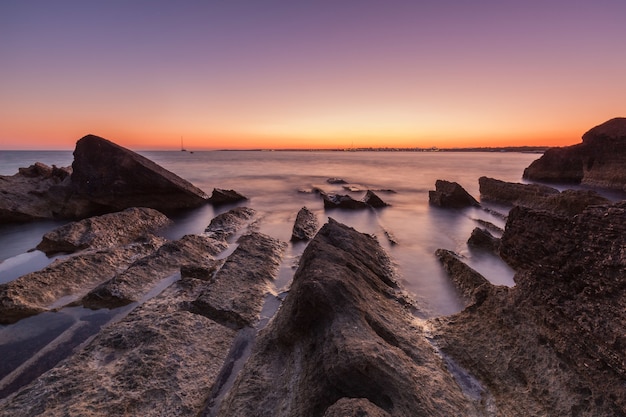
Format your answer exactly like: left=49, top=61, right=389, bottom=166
left=0, top=135, right=210, bottom=222
left=433, top=201, right=626, bottom=416
left=217, top=219, right=481, bottom=416
left=69, top=135, right=209, bottom=215
left=523, top=117, right=626, bottom=190
left=207, top=188, right=248, bottom=206
left=429, top=180, right=479, bottom=208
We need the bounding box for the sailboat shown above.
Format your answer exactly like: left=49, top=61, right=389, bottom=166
left=180, top=136, right=186, bottom=152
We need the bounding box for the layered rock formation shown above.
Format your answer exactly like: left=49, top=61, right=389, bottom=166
left=523, top=117, right=626, bottom=190
left=479, top=176, right=609, bottom=216
left=0, top=134, right=211, bottom=222
left=290, top=206, right=319, bottom=241
left=433, top=201, right=626, bottom=416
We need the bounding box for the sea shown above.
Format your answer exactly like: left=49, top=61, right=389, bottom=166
left=0, top=149, right=555, bottom=397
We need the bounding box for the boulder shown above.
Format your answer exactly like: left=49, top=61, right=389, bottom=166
left=216, top=219, right=480, bottom=416
left=36, top=207, right=171, bottom=255
left=69, top=134, right=209, bottom=215
left=327, top=178, right=348, bottom=184
left=207, top=188, right=248, bottom=205
left=429, top=180, right=479, bottom=208
left=523, top=117, right=626, bottom=190
left=290, top=206, right=319, bottom=241
left=363, top=190, right=390, bottom=208
left=321, top=190, right=390, bottom=210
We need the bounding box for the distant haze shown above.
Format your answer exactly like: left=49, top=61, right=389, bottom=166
left=1, top=1, right=625, bottom=150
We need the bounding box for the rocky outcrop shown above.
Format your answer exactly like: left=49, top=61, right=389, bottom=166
left=0, top=228, right=285, bottom=416
left=435, top=249, right=491, bottom=304
left=523, top=117, right=626, bottom=190
left=432, top=201, right=626, bottom=416
left=291, top=206, right=319, bottom=241
left=216, top=219, right=481, bottom=416
left=36, top=207, right=171, bottom=255
left=479, top=176, right=609, bottom=216
left=0, top=163, right=72, bottom=223
left=429, top=180, right=479, bottom=208
left=0, top=135, right=210, bottom=222
left=363, top=190, right=389, bottom=208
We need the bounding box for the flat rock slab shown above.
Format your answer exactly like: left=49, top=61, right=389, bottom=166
left=0, top=276, right=237, bottom=417
left=188, top=232, right=286, bottom=329
left=36, top=207, right=171, bottom=255
left=0, top=236, right=164, bottom=324
left=204, top=207, right=255, bottom=240
left=81, top=234, right=227, bottom=309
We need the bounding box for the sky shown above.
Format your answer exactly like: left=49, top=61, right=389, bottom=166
left=1, top=1, right=625, bottom=150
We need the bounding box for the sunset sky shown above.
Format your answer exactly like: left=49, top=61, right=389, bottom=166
left=1, top=1, right=625, bottom=150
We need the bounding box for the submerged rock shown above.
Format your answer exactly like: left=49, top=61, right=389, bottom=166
left=290, top=206, right=319, bottom=241
left=435, top=249, right=491, bottom=304
left=362, top=190, right=390, bottom=208
left=217, top=219, right=480, bottom=416
left=429, top=180, right=479, bottom=208
left=321, top=190, right=390, bottom=210
left=467, top=227, right=500, bottom=252
left=36, top=207, right=171, bottom=255
left=523, top=117, right=626, bottom=190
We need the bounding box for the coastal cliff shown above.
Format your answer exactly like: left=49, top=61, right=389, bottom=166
left=523, top=117, right=626, bottom=190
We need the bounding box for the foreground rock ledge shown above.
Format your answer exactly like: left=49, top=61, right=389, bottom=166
left=217, top=219, right=481, bottom=416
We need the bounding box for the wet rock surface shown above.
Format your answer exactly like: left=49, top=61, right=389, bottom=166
left=204, top=207, right=255, bottom=240
left=0, top=135, right=209, bottom=223
left=429, top=179, right=479, bottom=208
left=433, top=201, right=626, bottom=416
left=216, top=219, right=480, bottom=416
left=523, top=117, right=626, bottom=190
left=36, top=207, right=171, bottom=255
left=321, top=190, right=390, bottom=210
left=208, top=188, right=248, bottom=205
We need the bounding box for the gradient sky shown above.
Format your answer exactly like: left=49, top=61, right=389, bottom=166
left=1, top=1, right=625, bottom=150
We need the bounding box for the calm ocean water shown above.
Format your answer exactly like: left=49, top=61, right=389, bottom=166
left=0, top=149, right=541, bottom=315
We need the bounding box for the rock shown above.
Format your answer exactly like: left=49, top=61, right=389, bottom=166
left=0, top=272, right=238, bottom=417
left=479, top=176, right=610, bottom=216
left=467, top=227, right=501, bottom=252
left=323, top=398, right=392, bottom=417
left=36, top=207, right=171, bottom=255
left=321, top=192, right=369, bottom=209
left=363, top=190, right=390, bottom=208
left=523, top=117, right=626, bottom=190
left=435, top=249, right=492, bottom=304
left=432, top=201, right=626, bottom=416
left=429, top=180, right=479, bottom=208
left=0, top=236, right=164, bottom=324
left=216, top=219, right=480, bottom=416
left=0, top=163, right=72, bottom=223
left=207, top=188, right=248, bottom=205
left=0, top=135, right=210, bottom=223
left=479, top=176, right=559, bottom=206
left=69, top=134, right=209, bottom=216
left=321, top=190, right=390, bottom=210
left=327, top=178, right=347, bottom=184
left=187, top=232, right=286, bottom=329
left=81, top=234, right=227, bottom=309
left=291, top=206, right=319, bottom=241
left=204, top=207, right=255, bottom=240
